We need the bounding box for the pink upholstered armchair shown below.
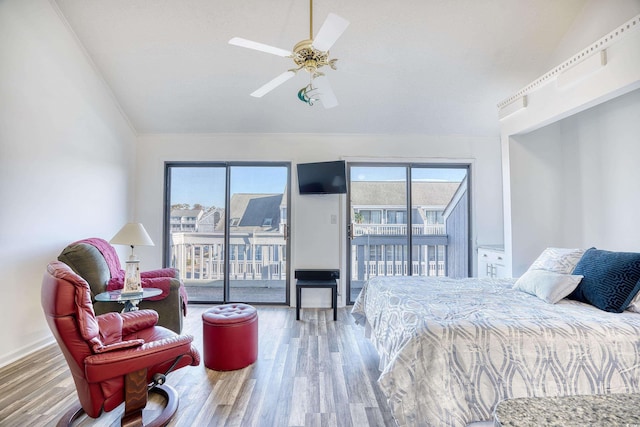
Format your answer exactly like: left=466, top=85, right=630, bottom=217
left=42, top=261, right=200, bottom=426
left=58, top=238, right=187, bottom=333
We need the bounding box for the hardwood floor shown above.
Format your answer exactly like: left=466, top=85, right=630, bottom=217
left=0, top=306, right=395, bottom=427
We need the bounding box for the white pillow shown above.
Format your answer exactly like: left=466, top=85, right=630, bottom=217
left=627, top=290, right=640, bottom=313
left=528, top=247, right=586, bottom=274
left=513, top=269, right=583, bottom=304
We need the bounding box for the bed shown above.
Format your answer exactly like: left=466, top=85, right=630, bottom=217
left=351, top=272, right=640, bottom=426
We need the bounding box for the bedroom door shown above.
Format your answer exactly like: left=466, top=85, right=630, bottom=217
left=347, top=163, right=469, bottom=303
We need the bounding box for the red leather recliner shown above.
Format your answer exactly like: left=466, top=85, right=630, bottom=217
left=41, top=261, right=200, bottom=426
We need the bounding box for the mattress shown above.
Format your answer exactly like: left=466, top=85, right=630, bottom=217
left=351, top=276, right=640, bottom=426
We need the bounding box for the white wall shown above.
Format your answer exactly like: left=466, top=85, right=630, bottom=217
left=508, top=88, right=640, bottom=274
left=560, top=89, right=640, bottom=250
left=508, top=127, right=565, bottom=274
left=0, top=0, right=136, bottom=367
left=136, top=133, right=504, bottom=306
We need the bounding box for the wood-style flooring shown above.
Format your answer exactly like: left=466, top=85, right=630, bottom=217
left=0, top=306, right=395, bottom=427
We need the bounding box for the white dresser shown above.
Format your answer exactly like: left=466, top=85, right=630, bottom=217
left=477, top=245, right=507, bottom=278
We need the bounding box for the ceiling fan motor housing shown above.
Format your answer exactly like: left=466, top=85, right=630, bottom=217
left=292, top=39, right=333, bottom=74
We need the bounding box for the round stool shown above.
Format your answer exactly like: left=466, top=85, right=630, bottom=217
left=202, top=303, right=258, bottom=371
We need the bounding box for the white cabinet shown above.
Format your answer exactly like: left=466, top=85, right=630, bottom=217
left=478, top=246, right=507, bottom=278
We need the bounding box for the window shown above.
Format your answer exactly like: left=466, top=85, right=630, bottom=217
left=425, top=210, right=444, bottom=224
left=386, top=210, right=407, bottom=224
left=229, top=245, right=254, bottom=261
left=359, top=209, right=382, bottom=224
left=369, top=245, right=381, bottom=260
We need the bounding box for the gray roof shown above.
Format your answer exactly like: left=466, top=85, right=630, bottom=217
left=204, top=182, right=460, bottom=231
left=350, top=181, right=461, bottom=206
left=216, top=193, right=281, bottom=232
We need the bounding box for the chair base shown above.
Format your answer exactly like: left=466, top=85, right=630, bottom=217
left=57, top=384, right=179, bottom=427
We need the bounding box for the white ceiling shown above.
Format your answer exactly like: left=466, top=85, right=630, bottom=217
left=54, top=0, right=588, bottom=136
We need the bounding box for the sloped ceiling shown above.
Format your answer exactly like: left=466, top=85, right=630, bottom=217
left=54, top=0, right=588, bottom=135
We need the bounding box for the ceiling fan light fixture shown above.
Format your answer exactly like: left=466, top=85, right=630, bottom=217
left=291, top=40, right=334, bottom=75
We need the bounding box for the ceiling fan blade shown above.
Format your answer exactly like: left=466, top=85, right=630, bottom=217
left=229, top=37, right=292, bottom=57
left=314, top=75, right=338, bottom=109
left=312, top=13, right=350, bottom=52
left=250, top=71, right=296, bottom=98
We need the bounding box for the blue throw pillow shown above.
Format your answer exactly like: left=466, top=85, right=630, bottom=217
left=569, top=248, right=640, bottom=313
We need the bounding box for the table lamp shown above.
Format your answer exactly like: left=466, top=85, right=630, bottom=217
left=110, top=223, right=154, bottom=295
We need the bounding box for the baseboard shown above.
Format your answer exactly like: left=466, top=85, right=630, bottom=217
left=0, top=336, right=55, bottom=369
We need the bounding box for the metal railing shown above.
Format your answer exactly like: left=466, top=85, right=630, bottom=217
left=178, top=259, right=287, bottom=281
left=172, top=232, right=447, bottom=284
left=353, top=223, right=445, bottom=236
left=171, top=236, right=287, bottom=282
left=360, top=260, right=446, bottom=278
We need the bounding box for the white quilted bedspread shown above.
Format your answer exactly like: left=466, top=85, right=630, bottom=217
left=351, top=276, right=640, bottom=427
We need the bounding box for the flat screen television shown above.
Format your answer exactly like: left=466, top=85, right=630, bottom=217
left=297, top=160, right=347, bottom=194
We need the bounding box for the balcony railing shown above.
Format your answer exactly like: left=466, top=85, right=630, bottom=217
left=353, top=223, right=445, bottom=236
left=171, top=238, right=287, bottom=282
left=171, top=231, right=447, bottom=284
left=178, top=257, right=287, bottom=281
left=358, top=260, right=446, bottom=279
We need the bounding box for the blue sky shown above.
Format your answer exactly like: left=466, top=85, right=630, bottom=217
left=351, top=166, right=467, bottom=182
left=170, top=165, right=466, bottom=208
left=170, top=166, right=288, bottom=208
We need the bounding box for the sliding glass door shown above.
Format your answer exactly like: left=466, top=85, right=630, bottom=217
left=228, top=165, right=289, bottom=302
left=348, top=163, right=469, bottom=303
left=165, top=162, right=290, bottom=304
left=348, top=165, right=409, bottom=304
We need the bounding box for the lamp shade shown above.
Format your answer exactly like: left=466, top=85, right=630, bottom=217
left=110, top=223, right=154, bottom=247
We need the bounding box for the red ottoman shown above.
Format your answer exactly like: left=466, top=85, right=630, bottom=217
left=202, top=303, right=258, bottom=371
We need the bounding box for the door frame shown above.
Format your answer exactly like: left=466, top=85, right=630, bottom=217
left=346, top=162, right=472, bottom=304
left=163, top=161, right=291, bottom=305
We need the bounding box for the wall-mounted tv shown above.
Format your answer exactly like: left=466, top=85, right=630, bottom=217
left=297, top=160, right=347, bottom=194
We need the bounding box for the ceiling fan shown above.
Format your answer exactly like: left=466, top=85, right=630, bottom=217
left=229, top=0, right=349, bottom=108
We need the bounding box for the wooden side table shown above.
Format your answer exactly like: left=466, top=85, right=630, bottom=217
left=296, top=279, right=337, bottom=321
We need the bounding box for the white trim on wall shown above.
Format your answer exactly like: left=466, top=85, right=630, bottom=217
left=498, top=14, right=640, bottom=112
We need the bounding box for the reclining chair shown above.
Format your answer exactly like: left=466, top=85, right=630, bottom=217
left=58, top=238, right=187, bottom=333
left=42, top=261, right=200, bottom=426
